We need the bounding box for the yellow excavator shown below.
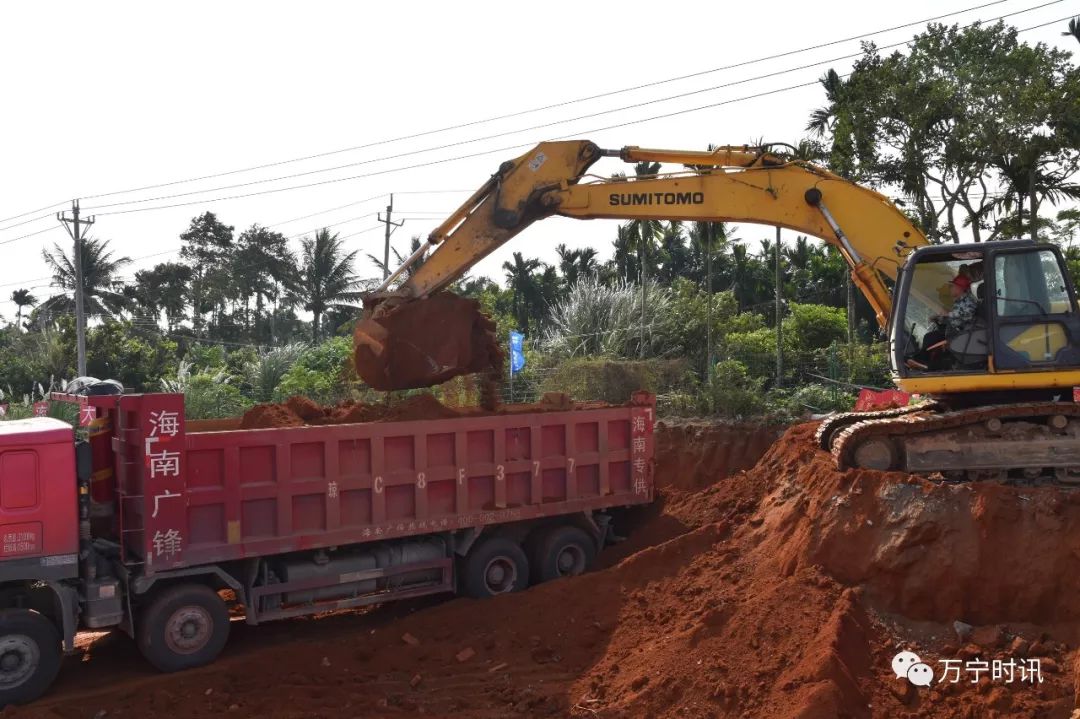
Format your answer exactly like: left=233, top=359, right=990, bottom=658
left=355, top=140, right=1080, bottom=481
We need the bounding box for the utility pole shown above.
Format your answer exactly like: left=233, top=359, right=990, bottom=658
left=377, top=194, right=404, bottom=279
left=775, top=226, right=783, bottom=387
left=640, top=243, right=647, bottom=359
left=1029, top=166, right=1039, bottom=243
left=58, top=199, right=93, bottom=377
left=846, top=273, right=856, bottom=368
left=705, top=223, right=713, bottom=380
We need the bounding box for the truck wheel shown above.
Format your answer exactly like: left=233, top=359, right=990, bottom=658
left=533, top=526, right=596, bottom=583
left=138, top=584, right=230, bottom=673
left=461, top=538, right=529, bottom=598
left=0, top=609, right=61, bottom=707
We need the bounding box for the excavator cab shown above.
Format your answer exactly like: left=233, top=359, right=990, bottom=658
left=891, top=241, right=1080, bottom=385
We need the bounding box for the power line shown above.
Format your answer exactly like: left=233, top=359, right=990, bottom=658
left=0, top=225, right=65, bottom=247
left=63, top=0, right=1015, bottom=207
left=0, top=202, right=69, bottom=228
left=77, top=1, right=1065, bottom=219
left=0, top=212, right=62, bottom=234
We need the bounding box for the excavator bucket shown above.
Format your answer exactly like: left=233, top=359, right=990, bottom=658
left=353, top=292, right=503, bottom=391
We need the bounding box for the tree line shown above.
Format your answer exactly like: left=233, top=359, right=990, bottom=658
left=0, top=18, right=1077, bottom=414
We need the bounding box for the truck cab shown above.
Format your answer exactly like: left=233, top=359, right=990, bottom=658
left=0, top=418, right=82, bottom=704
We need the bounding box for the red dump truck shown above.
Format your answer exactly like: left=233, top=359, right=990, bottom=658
left=0, top=390, right=655, bottom=705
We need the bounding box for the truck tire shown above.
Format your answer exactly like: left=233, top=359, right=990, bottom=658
left=138, top=584, right=230, bottom=673
left=0, top=609, right=61, bottom=707
left=461, top=537, right=529, bottom=598
left=532, top=526, right=596, bottom=583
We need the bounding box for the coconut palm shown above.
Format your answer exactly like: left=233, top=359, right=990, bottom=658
left=806, top=69, right=846, bottom=137
left=296, top=229, right=363, bottom=341
left=1064, top=17, right=1080, bottom=45
left=9, top=289, right=36, bottom=330
left=41, top=238, right=132, bottom=321
left=555, top=245, right=600, bottom=288
left=233, top=225, right=297, bottom=336
left=366, top=235, right=428, bottom=280
left=502, top=252, right=543, bottom=332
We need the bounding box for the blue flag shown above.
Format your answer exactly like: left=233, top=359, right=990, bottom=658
left=509, top=330, right=526, bottom=374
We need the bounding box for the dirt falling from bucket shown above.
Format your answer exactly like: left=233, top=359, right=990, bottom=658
left=353, top=292, right=504, bottom=391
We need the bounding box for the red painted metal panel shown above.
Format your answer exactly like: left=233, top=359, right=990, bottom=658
left=82, top=392, right=655, bottom=575
left=0, top=419, right=78, bottom=560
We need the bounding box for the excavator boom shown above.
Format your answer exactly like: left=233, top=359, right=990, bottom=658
left=355, top=140, right=929, bottom=390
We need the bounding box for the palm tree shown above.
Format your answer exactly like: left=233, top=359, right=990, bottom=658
left=730, top=243, right=758, bottom=310
left=555, top=245, right=600, bottom=288
left=366, top=235, right=428, bottom=279
left=132, top=262, right=193, bottom=331
left=627, top=161, right=664, bottom=357
left=625, top=161, right=664, bottom=276
left=992, top=149, right=1080, bottom=242
left=233, top=225, right=297, bottom=336
left=657, top=221, right=689, bottom=284
left=575, top=248, right=599, bottom=279
left=609, top=225, right=639, bottom=284
left=806, top=69, right=846, bottom=137
left=502, top=252, right=542, bottom=332
left=556, top=244, right=578, bottom=286
left=41, top=238, right=132, bottom=321
left=296, top=229, right=363, bottom=342
left=9, top=289, right=36, bottom=331
left=1064, top=17, right=1080, bottom=45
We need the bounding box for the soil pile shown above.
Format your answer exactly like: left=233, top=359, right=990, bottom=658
left=17, top=422, right=1080, bottom=718
left=239, top=393, right=463, bottom=429
left=236, top=392, right=606, bottom=430
left=655, top=420, right=779, bottom=491
left=353, top=292, right=503, bottom=391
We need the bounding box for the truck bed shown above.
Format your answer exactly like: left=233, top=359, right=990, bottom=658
left=85, top=393, right=655, bottom=574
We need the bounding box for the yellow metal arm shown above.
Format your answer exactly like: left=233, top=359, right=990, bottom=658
left=380, top=140, right=928, bottom=328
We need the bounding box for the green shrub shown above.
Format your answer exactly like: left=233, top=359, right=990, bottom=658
left=539, top=357, right=691, bottom=404
left=183, top=375, right=252, bottom=419
left=274, top=337, right=355, bottom=404
left=767, top=383, right=856, bottom=420
left=707, top=360, right=767, bottom=418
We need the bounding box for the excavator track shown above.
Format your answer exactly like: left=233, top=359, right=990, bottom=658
left=832, top=401, right=1080, bottom=483
left=815, top=402, right=940, bottom=451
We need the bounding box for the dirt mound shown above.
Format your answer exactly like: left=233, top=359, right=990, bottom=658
left=237, top=392, right=610, bottom=430
left=354, top=292, right=503, bottom=391
left=757, top=426, right=1080, bottom=625
left=655, top=420, right=779, bottom=491
left=285, top=395, right=327, bottom=422
left=238, top=402, right=305, bottom=429
left=16, top=422, right=1080, bottom=718
left=240, top=393, right=461, bottom=429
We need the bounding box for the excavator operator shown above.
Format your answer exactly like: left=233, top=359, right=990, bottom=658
left=910, top=271, right=981, bottom=370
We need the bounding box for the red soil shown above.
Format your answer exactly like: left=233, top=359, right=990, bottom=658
left=237, top=393, right=604, bottom=430
left=15, top=422, right=1080, bottom=718
left=353, top=292, right=503, bottom=391
left=239, top=393, right=463, bottom=429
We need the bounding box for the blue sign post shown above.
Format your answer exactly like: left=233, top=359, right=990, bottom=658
left=509, top=330, right=525, bottom=402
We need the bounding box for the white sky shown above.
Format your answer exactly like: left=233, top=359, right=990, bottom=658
left=0, top=0, right=1076, bottom=320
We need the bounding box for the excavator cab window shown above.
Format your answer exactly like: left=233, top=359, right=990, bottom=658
left=896, top=244, right=1080, bottom=376
left=991, top=248, right=1078, bottom=370
left=898, top=256, right=989, bottom=373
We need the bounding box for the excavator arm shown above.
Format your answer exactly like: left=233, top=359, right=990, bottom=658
left=356, top=140, right=929, bottom=390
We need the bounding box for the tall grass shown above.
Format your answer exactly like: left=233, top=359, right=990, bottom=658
left=543, top=277, right=677, bottom=359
